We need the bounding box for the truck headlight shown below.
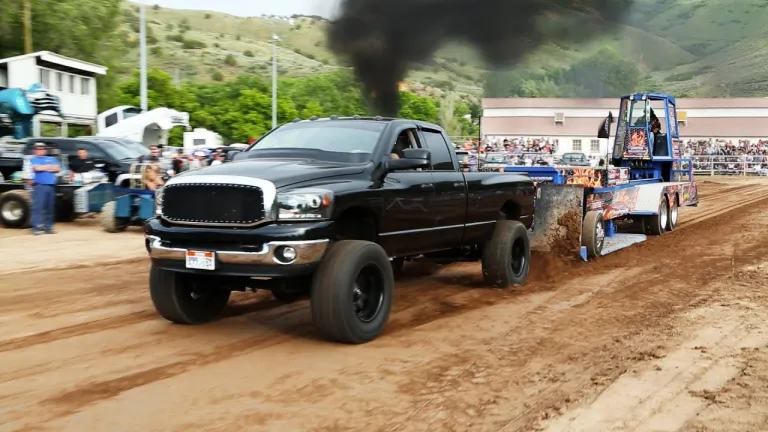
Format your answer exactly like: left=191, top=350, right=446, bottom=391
left=155, top=187, right=163, bottom=215
left=277, top=188, right=333, bottom=221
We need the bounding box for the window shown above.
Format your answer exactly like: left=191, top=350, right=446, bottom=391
left=70, top=75, right=76, bottom=94
left=572, top=139, right=582, bottom=152
left=56, top=72, right=63, bottom=92
left=193, top=139, right=206, bottom=146
left=590, top=139, right=600, bottom=153
left=105, top=113, right=118, bottom=128
left=122, top=107, right=142, bottom=119
left=421, top=130, right=455, bottom=170
left=40, top=69, right=50, bottom=88
left=81, top=77, right=90, bottom=95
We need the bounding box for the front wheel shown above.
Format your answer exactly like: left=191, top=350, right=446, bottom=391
left=644, top=195, right=668, bottom=236
left=0, top=190, right=31, bottom=228
left=581, top=210, right=605, bottom=258
left=100, top=201, right=129, bottom=233
left=310, top=241, right=394, bottom=344
left=149, top=265, right=231, bottom=325
left=481, top=220, right=531, bottom=287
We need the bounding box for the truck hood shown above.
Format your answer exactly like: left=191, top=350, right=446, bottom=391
left=171, top=158, right=367, bottom=188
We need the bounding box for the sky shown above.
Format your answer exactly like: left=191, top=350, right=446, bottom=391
left=139, top=0, right=340, bottom=18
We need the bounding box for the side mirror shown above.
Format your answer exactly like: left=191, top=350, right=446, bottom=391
left=387, top=148, right=431, bottom=171
left=225, top=150, right=242, bottom=162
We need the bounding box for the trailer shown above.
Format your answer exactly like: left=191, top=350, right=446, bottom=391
left=504, top=93, right=698, bottom=260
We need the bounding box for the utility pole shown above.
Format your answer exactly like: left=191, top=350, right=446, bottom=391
left=23, top=0, right=32, bottom=53
left=139, top=3, right=148, bottom=112
left=174, top=69, right=180, bottom=89
left=271, top=31, right=279, bottom=129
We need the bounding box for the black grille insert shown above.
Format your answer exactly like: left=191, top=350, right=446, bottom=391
left=162, top=183, right=265, bottom=225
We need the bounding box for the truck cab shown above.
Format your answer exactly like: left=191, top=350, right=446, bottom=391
left=96, top=106, right=190, bottom=147
left=608, top=93, right=688, bottom=182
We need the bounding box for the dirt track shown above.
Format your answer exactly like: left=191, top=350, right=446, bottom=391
left=2, top=177, right=768, bottom=431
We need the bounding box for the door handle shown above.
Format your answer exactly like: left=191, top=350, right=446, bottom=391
left=421, top=183, right=434, bottom=189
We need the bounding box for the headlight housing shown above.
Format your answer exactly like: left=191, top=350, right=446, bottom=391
left=276, top=188, right=333, bottom=221
left=155, top=187, right=164, bottom=215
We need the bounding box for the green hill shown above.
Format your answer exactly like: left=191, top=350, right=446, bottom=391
left=120, top=0, right=768, bottom=98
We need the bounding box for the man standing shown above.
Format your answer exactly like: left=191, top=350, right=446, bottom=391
left=29, top=143, right=60, bottom=235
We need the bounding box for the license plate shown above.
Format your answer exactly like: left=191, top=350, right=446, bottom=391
left=186, top=250, right=215, bottom=270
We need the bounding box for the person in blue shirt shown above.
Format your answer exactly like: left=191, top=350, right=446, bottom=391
left=29, top=143, right=60, bottom=235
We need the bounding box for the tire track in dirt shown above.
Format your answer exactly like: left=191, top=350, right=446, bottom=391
left=377, top=196, right=768, bottom=432
left=3, top=180, right=766, bottom=431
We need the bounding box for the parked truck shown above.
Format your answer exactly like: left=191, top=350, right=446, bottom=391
left=145, top=116, right=536, bottom=344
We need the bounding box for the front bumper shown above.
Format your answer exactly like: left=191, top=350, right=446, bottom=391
left=145, top=218, right=333, bottom=277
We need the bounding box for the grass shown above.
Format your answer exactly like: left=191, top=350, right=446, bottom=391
left=120, top=0, right=768, bottom=98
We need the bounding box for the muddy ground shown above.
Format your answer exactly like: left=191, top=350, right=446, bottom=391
left=1, top=177, right=768, bottom=432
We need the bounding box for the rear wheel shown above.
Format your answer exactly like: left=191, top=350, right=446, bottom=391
left=481, top=220, right=531, bottom=287
left=149, top=265, right=231, bottom=324
left=666, top=194, right=678, bottom=231
left=0, top=190, right=31, bottom=228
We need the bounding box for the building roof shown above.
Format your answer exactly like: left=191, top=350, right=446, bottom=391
left=481, top=116, right=768, bottom=138
left=0, top=51, right=107, bottom=75
left=482, top=98, right=768, bottom=109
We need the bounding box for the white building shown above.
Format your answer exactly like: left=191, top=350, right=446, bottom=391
left=0, top=51, right=107, bottom=136
left=481, top=98, right=768, bottom=156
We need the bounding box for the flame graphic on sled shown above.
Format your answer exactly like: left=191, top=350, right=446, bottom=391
left=565, top=168, right=603, bottom=188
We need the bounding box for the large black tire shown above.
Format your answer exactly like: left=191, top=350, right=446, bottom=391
left=644, top=195, right=668, bottom=236
left=0, top=190, right=31, bottom=228
left=666, top=194, right=678, bottom=231
left=581, top=210, right=605, bottom=259
left=149, top=264, right=231, bottom=325
left=100, top=201, right=129, bottom=233
left=310, top=240, right=394, bottom=344
left=481, top=220, right=531, bottom=287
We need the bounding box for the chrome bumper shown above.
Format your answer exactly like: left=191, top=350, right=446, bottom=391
left=146, top=235, right=329, bottom=266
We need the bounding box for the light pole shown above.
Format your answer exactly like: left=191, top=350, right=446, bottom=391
left=271, top=33, right=278, bottom=129
left=139, top=3, right=148, bottom=112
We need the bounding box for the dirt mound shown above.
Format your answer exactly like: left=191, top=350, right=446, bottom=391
left=528, top=210, right=582, bottom=284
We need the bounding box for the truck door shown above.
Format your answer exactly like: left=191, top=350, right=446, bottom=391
left=418, top=128, right=467, bottom=249
left=378, top=127, right=437, bottom=256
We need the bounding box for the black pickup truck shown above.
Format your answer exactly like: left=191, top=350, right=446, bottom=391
left=145, top=117, right=535, bottom=343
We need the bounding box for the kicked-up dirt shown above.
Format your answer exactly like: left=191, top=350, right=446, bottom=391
left=1, top=177, right=768, bottom=431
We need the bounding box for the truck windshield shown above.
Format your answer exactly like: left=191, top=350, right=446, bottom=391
left=249, top=121, right=385, bottom=156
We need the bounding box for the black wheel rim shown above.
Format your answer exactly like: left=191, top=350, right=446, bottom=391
left=510, top=237, right=527, bottom=277
left=352, top=264, right=385, bottom=323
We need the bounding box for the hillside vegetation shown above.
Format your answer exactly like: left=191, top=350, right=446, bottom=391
left=120, top=0, right=768, bottom=98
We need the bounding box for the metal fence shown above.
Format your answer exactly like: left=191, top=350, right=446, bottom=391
left=691, top=155, right=768, bottom=176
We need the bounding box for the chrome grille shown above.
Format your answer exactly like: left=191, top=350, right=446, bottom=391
left=162, top=183, right=265, bottom=226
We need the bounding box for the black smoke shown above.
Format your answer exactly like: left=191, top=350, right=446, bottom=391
left=327, top=0, right=635, bottom=116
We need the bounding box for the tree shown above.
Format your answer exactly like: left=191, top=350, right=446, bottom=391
left=0, top=0, right=128, bottom=110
